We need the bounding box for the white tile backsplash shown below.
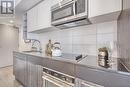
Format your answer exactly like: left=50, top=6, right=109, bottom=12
left=97, top=21, right=117, bottom=34
left=97, top=33, right=114, bottom=43
left=72, top=35, right=96, bottom=45
left=72, top=24, right=97, bottom=36
left=82, top=35, right=97, bottom=45
left=62, top=44, right=72, bottom=53
left=39, top=21, right=117, bottom=56
left=72, top=44, right=97, bottom=55
left=19, top=21, right=117, bottom=57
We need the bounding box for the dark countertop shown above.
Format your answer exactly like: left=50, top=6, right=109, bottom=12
left=14, top=51, right=130, bottom=87
left=19, top=51, right=130, bottom=75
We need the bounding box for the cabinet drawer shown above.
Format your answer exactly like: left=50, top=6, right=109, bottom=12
left=27, top=55, right=43, bottom=65
left=45, top=59, right=75, bottom=77
left=13, top=52, right=26, bottom=60
left=75, top=65, right=130, bottom=87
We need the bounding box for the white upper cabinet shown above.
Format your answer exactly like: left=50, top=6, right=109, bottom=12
left=51, top=0, right=61, bottom=6
left=27, top=6, right=38, bottom=32
left=27, top=0, right=54, bottom=33
left=89, top=0, right=122, bottom=18
left=37, top=0, right=52, bottom=30
left=27, top=0, right=122, bottom=33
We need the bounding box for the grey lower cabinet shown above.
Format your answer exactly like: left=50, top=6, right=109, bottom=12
left=27, top=62, right=43, bottom=87
left=37, top=65, right=43, bottom=87
left=13, top=56, right=27, bottom=86
left=27, top=62, right=37, bottom=87
left=13, top=53, right=43, bottom=87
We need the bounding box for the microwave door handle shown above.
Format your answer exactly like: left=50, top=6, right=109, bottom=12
left=73, top=1, right=76, bottom=15
left=42, top=76, right=64, bottom=87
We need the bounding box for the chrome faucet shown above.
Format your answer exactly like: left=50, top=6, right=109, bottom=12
left=31, top=39, right=42, bottom=53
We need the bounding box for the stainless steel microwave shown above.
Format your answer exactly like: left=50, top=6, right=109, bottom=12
left=51, top=0, right=91, bottom=29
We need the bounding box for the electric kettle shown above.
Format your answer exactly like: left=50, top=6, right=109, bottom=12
left=52, top=42, right=62, bottom=57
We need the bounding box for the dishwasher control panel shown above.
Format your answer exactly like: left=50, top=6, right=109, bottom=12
left=43, top=67, right=75, bottom=84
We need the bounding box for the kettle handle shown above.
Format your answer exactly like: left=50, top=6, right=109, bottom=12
left=54, top=42, right=60, bottom=44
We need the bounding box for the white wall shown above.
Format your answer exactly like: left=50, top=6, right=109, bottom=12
left=19, top=21, right=117, bottom=57
left=15, top=0, right=22, bottom=6
left=0, top=24, right=19, bottom=67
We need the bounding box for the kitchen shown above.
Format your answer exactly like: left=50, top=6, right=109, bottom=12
left=0, top=0, right=130, bottom=87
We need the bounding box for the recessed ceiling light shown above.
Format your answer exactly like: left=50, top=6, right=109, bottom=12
left=9, top=20, right=14, bottom=23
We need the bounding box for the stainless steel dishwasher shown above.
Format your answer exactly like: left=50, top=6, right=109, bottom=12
left=42, top=67, right=104, bottom=87
left=42, top=67, right=75, bottom=87
left=76, top=78, right=104, bottom=87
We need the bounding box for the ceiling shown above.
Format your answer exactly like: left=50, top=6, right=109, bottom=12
left=15, top=0, right=43, bottom=12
